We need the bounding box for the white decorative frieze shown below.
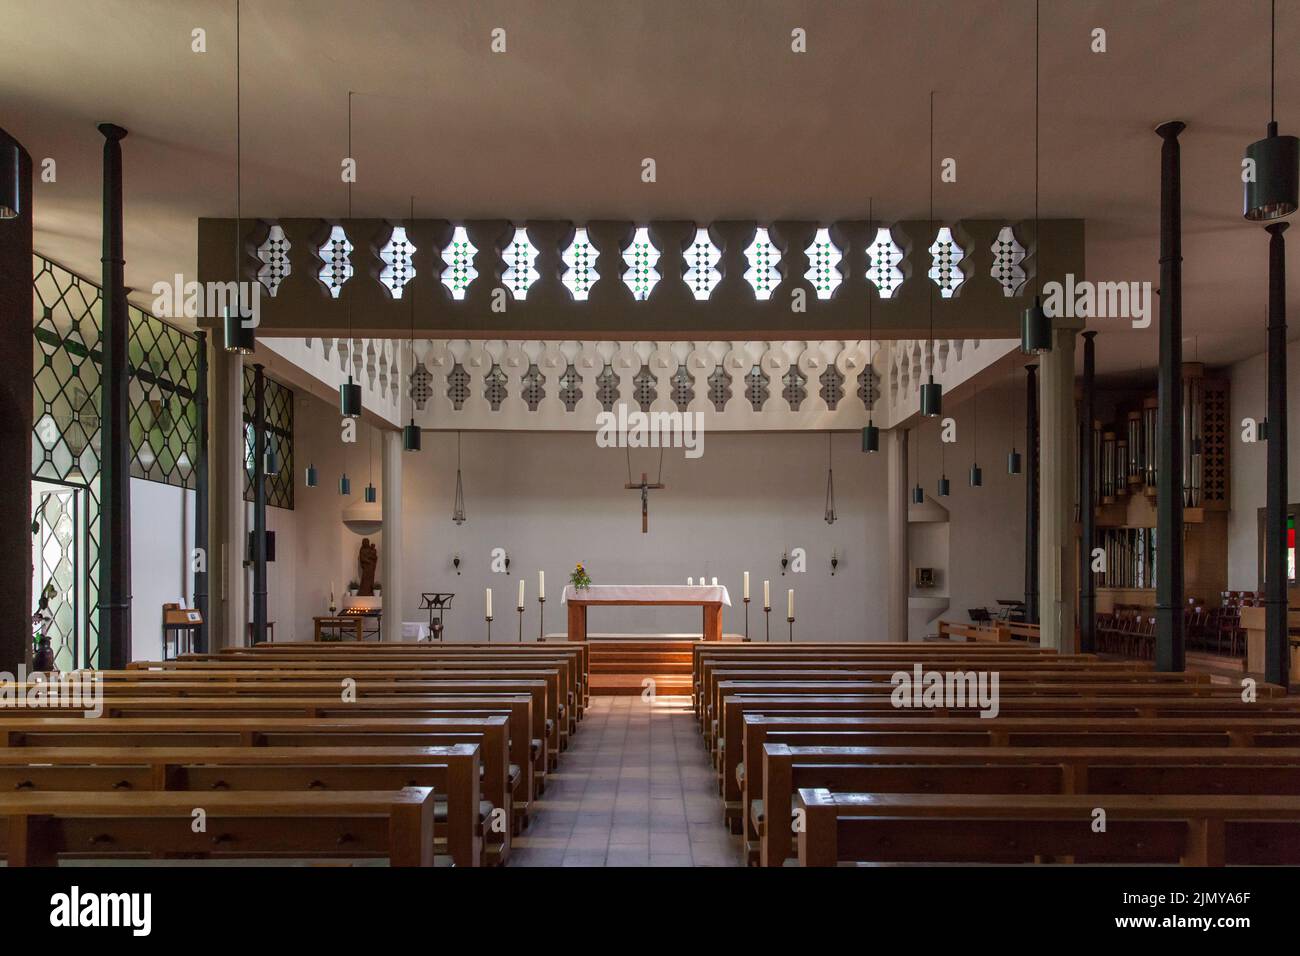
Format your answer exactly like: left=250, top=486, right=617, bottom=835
left=744, top=227, right=781, bottom=300
left=317, top=225, right=353, bottom=299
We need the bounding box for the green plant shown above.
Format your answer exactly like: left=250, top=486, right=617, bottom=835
left=569, top=563, right=592, bottom=590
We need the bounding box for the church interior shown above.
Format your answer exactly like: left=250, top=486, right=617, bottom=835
left=4, top=0, right=1300, bottom=899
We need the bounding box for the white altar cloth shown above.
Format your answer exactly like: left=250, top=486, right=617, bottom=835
left=562, top=584, right=732, bottom=606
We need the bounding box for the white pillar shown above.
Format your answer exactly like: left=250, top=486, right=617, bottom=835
left=211, top=347, right=246, bottom=649
left=1038, top=329, right=1078, bottom=652
left=886, top=428, right=909, bottom=642
left=381, top=429, right=404, bottom=641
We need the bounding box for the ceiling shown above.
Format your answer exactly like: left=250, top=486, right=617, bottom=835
left=4, top=0, right=1297, bottom=379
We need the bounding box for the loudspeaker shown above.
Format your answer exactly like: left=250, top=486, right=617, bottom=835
left=247, top=530, right=276, bottom=563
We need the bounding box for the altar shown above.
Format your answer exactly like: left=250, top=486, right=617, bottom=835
left=562, top=584, right=731, bottom=642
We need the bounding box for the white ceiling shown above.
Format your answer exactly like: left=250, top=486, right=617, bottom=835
left=4, top=0, right=1298, bottom=378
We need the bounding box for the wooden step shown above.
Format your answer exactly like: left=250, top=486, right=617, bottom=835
left=590, top=661, right=693, bottom=674
left=588, top=673, right=694, bottom=696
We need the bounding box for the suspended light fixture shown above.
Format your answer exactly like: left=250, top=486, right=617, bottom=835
left=339, top=91, right=362, bottom=417
left=937, top=428, right=950, bottom=497
left=305, top=462, right=319, bottom=487
left=920, top=91, right=943, bottom=415
left=0, top=142, right=19, bottom=219
left=937, top=474, right=950, bottom=497
left=969, top=385, right=983, bottom=487
left=1008, top=365, right=1023, bottom=474
left=452, top=430, right=467, bottom=525
left=363, top=428, right=377, bottom=502
left=222, top=0, right=253, bottom=353
left=862, top=197, right=881, bottom=453
left=1021, top=0, right=1054, bottom=355
left=339, top=473, right=351, bottom=495
left=264, top=441, right=280, bottom=476
left=402, top=195, right=423, bottom=452
left=1245, top=0, right=1299, bottom=220
left=912, top=429, right=925, bottom=503
left=823, top=433, right=837, bottom=524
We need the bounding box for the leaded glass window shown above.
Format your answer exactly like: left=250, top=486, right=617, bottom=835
left=632, top=366, right=656, bottom=412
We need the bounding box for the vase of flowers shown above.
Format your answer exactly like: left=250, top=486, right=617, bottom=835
left=569, top=563, right=592, bottom=590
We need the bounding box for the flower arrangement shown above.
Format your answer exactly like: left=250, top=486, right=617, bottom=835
left=569, top=563, right=592, bottom=590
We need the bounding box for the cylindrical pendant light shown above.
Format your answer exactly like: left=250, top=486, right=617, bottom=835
left=1244, top=2, right=1299, bottom=221
left=222, top=1, right=253, bottom=353
left=911, top=484, right=925, bottom=505
left=403, top=419, right=421, bottom=451
left=1021, top=294, right=1053, bottom=354
left=340, top=374, right=362, bottom=417
left=264, top=442, right=280, bottom=475
left=1021, top=0, right=1052, bottom=354
left=937, top=475, right=950, bottom=497
left=305, top=463, right=319, bottom=487
left=861, top=423, right=879, bottom=453
left=920, top=379, right=942, bottom=417
left=223, top=306, right=253, bottom=354
left=338, top=473, right=351, bottom=495
left=1008, top=450, right=1022, bottom=475
left=0, top=143, right=20, bottom=219
left=969, top=464, right=983, bottom=487
left=364, top=482, right=376, bottom=503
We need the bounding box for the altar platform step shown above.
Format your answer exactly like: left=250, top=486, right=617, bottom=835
left=586, top=674, right=695, bottom=696
left=576, top=635, right=705, bottom=696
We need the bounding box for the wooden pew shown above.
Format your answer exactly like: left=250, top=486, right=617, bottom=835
left=0, top=788, right=437, bottom=866
left=0, top=744, right=482, bottom=866
left=0, top=713, right=517, bottom=857
left=761, top=743, right=1300, bottom=866
left=937, top=620, right=1007, bottom=642
left=795, top=788, right=1300, bottom=866
left=718, top=701, right=1300, bottom=826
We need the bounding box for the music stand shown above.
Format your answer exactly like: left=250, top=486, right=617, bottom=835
left=419, top=593, right=455, bottom=641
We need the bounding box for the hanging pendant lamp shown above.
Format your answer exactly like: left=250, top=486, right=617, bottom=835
left=340, top=371, right=362, bottom=418
left=969, top=386, right=983, bottom=487
left=1008, top=366, right=1023, bottom=474
left=305, top=462, right=319, bottom=487
left=1245, top=1, right=1299, bottom=220
left=1021, top=0, right=1054, bottom=355
left=823, top=433, right=837, bottom=524
left=922, top=92, right=944, bottom=415
left=452, top=431, right=467, bottom=525
left=403, top=420, right=421, bottom=452
left=862, top=197, right=882, bottom=453
left=402, top=195, right=423, bottom=452
left=339, top=473, right=351, bottom=495
left=222, top=1, right=253, bottom=353
left=0, top=143, right=19, bottom=219
left=363, top=428, right=376, bottom=502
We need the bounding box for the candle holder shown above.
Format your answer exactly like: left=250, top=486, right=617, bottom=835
left=764, top=606, right=772, bottom=642
left=537, top=596, right=546, bottom=642
left=743, top=596, right=751, bottom=641
left=486, top=615, right=493, bottom=643
left=787, top=615, right=795, bottom=642
left=517, top=605, right=524, bottom=642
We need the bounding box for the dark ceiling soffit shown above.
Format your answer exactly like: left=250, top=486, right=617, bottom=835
left=197, top=218, right=1084, bottom=339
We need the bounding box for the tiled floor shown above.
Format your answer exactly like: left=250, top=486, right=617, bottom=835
left=509, top=695, right=744, bottom=867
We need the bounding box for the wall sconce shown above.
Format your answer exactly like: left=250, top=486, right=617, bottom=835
left=831, top=551, right=839, bottom=576
left=452, top=555, right=461, bottom=576
left=780, top=552, right=789, bottom=576
left=505, top=553, right=512, bottom=575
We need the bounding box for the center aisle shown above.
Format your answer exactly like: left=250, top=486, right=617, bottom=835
left=510, top=696, right=744, bottom=867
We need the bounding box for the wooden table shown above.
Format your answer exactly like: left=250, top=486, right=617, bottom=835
left=1241, top=605, right=1300, bottom=679
left=563, top=585, right=730, bottom=642
left=314, top=616, right=362, bottom=642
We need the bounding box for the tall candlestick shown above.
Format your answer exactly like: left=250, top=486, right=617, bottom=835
left=787, top=588, right=794, bottom=619
left=763, top=580, right=771, bottom=610
left=517, top=578, right=525, bottom=610
left=538, top=570, right=545, bottom=601
left=485, top=587, right=493, bottom=619
left=743, top=571, right=750, bottom=601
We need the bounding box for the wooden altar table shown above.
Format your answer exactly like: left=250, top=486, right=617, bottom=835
left=562, top=585, right=731, bottom=642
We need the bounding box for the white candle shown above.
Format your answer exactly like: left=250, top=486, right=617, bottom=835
left=538, top=570, right=544, bottom=601
left=517, top=578, right=525, bottom=610
left=787, top=589, right=794, bottom=619
left=711, top=576, right=718, bottom=586
left=743, top=571, right=750, bottom=600
left=688, top=577, right=694, bottom=585
left=763, top=580, right=770, bottom=610
left=485, top=588, right=493, bottom=619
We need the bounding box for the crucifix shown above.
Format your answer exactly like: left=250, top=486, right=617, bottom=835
left=625, top=472, right=665, bottom=533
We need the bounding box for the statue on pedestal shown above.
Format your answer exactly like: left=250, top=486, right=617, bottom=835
left=358, top=538, right=378, bottom=596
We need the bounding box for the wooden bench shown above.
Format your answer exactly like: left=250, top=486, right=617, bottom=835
left=795, top=788, right=1300, bottom=866
left=0, top=744, right=483, bottom=866
left=0, top=788, right=437, bottom=866
left=761, top=743, right=1300, bottom=866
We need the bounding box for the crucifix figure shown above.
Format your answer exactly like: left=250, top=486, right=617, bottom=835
left=625, top=471, right=665, bottom=533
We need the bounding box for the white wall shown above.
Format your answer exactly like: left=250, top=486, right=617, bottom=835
left=129, top=478, right=193, bottom=662
left=279, top=386, right=1029, bottom=643
left=1228, top=340, right=1300, bottom=590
